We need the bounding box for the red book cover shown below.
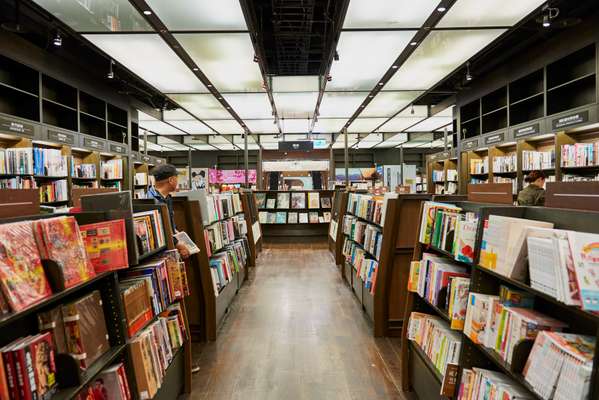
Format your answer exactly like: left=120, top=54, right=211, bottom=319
left=0, top=221, right=52, bottom=312
left=33, top=217, right=96, bottom=289
left=79, top=219, right=128, bottom=273
left=116, top=363, right=131, bottom=400
left=29, top=333, right=56, bottom=400
left=0, top=350, right=9, bottom=400
left=12, top=338, right=36, bottom=400
left=1, top=348, right=18, bottom=400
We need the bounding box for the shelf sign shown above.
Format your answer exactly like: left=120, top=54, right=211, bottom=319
left=514, top=123, right=540, bottom=138
left=83, top=137, right=105, bottom=150
left=110, top=143, right=126, bottom=154
left=552, top=110, right=589, bottom=130
left=0, top=117, right=35, bottom=137
left=485, top=133, right=504, bottom=145
left=462, top=139, right=478, bottom=151
left=47, top=130, right=75, bottom=145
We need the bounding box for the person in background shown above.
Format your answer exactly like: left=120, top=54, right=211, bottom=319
left=147, top=164, right=190, bottom=258
left=517, top=170, right=546, bottom=206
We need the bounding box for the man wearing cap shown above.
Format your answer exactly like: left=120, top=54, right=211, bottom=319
left=147, top=164, right=190, bottom=259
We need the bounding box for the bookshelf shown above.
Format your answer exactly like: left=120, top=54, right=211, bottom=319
left=133, top=161, right=152, bottom=199
left=254, top=189, right=334, bottom=241
left=172, top=191, right=251, bottom=341
left=240, top=191, right=262, bottom=267
left=328, top=188, right=349, bottom=267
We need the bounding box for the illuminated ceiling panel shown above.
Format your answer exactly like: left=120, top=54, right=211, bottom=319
left=318, top=92, right=368, bottom=118
left=384, top=29, right=506, bottom=90
left=313, top=119, right=348, bottom=133
left=205, top=120, right=244, bottom=134
left=164, top=109, right=195, bottom=121
left=280, top=119, right=312, bottom=134
left=257, top=134, right=279, bottom=143
left=176, top=33, right=263, bottom=92
left=328, top=31, right=415, bottom=91
left=334, top=133, right=358, bottom=144
left=407, top=116, right=453, bottom=132
left=84, top=34, right=206, bottom=93
left=347, top=118, right=388, bottom=133
left=191, top=144, right=218, bottom=150
left=139, top=120, right=185, bottom=135
left=261, top=142, right=279, bottom=150
left=146, top=0, right=247, bottom=30
left=168, top=94, right=231, bottom=119
left=222, top=93, right=273, bottom=119
left=168, top=120, right=214, bottom=134
left=361, top=92, right=424, bottom=118
left=343, top=0, right=439, bottom=28
left=244, top=120, right=280, bottom=134
left=438, top=0, right=545, bottom=28
left=233, top=135, right=256, bottom=145
left=272, top=76, right=320, bottom=92
left=214, top=143, right=239, bottom=150
left=377, top=116, right=425, bottom=132
left=273, top=92, right=318, bottom=119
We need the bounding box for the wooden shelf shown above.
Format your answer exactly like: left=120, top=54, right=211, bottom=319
left=0, top=80, right=38, bottom=98
left=345, top=212, right=383, bottom=229
left=547, top=72, right=596, bottom=92
left=80, top=110, right=105, bottom=122
left=509, top=92, right=543, bottom=107
left=409, top=341, right=443, bottom=384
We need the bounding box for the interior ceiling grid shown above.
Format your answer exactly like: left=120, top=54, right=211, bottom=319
left=33, top=0, right=546, bottom=150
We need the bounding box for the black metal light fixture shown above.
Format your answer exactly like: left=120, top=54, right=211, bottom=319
left=52, top=31, right=62, bottom=47
left=107, top=60, right=115, bottom=79
left=465, top=61, right=473, bottom=82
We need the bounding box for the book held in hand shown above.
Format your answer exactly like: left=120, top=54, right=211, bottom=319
left=173, top=231, right=200, bottom=255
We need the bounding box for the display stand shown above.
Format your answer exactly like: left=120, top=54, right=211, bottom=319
left=467, top=183, right=514, bottom=204
left=0, top=188, right=39, bottom=218
left=71, top=187, right=117, bottom=207
left=328, top=189, right=348, bottom=267
left=545, top=181, right=599, bottom=210
left=240, top=191, right=262, bottom=267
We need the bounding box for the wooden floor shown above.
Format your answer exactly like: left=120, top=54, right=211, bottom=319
left=190, top=244, right=407, bottom=400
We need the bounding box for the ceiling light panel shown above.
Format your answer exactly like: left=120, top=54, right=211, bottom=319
left=361, top=92, right=424, bottom=118
left=258, top=134, right=279, bottom=143
left=334, top=133, right=358, bottom=144
left=209, top=135, right=231, bottom=144
left=362, top=133, right=383, bottom=142
left=214, top=143, right=239, bottom=150
left=343, top=0, right=439, bottom=28
left=436, top=106, right=455, bottom=118
left=328, top=31, right=416, bottom=91
left=139, top=120, right=185, bottom=135
left=205, top=120, right=244, bottom=134
left=244, top=120, right=280, bottom=134
left=164, top=109, right=195, bottom=121
left=318, top=92, right=368, bottom=118
left=272, top=76, right=320, bottom=92
left=84, top=34, right=206, bottom=93
left=273, top=93, right=318, bottom=119
left=401, top=140, right=430, bottom=148
left=175, top=33, right=263, bottom=92
left=168, top=144, right=191, bottom=151
left=233, top=135, right=256, bottom=145
left=436, top=123, right=454, bottom=132
left=168, top=120, right=214, bottom=134
left=407, top=116, right=453, bottom=132
left=33, top=0, right=152, bottom=32
left=376, top=141, right=405, bottom=148
left=146, top=0, right=247, bottom=30
left=356, top=141, right=379, bottom=149
left=313, top=119, right=349, bottom=133
left=280, top=119, right=313, bottom=134
left=437, top=0, right=545, bottom=28
left=192, top=144, right=217, bottom=150
left=138, top=111, right=158, bottom=122
left=285, top=134, right=308, bottom=141
left=347, top=118, right=388, bottom=133
left=384, top=30, right=506, bottom=90
left=146, top=142, right=169, bottom=151
left=222, top=93, right=273, bottom=119
left=168, top=94, right=230, bottom=119
left=378, top=116, right=425, bottom=132
left=261, top=142, right=279, bottom=150
left=332, top=141, right=357, bottom=149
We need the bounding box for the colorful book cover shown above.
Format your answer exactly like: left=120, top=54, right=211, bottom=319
left=454, top=217, right=477, bottom=263
left=255, top=193, right=267, bottom=209
left=80, top=219, right=128, bottom=273
left=309, top=212, right=319, bottom=224
left=320, top=197, right=331, bottom=209
left=308, top=192, right=320, bottom=209
left=275, top=212, right=287, bottom=224
left=0, top=221, right=52, bottom=312
left=266, top=198, right=276, bottom=209
left=449, top=277, right=470, bottom=330
left=277, top=193, right=290, bottom=209
left=30, top=332, right=57, bottom=400
left=568, top=231, right=599, bottom=311
left=288, top=212, right=298, bottom=224
left=291, top=192, right=306, bottom=209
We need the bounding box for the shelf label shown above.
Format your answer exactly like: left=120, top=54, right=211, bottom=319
left=514, top=123, right=540, bottom=138
left=83, top=137, right=105, bottom=150
left=485, top=133, right=504, bottom=145
left=552, top=110, right=589, bottom=130
left=110, top=143, right=127, bottom=154
left=0, top=117, right=35, bottom=137
left=462, top=139, right=478, bottom=150
left=47, top=130, right=75, bottom=145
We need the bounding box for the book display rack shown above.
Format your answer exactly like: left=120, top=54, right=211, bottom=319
left=240, top=191, right=262, bottom=267
left=401, top=199, right=599, bottom=400
left=0, top=191, right=192, bottom=400
left=254, top=190, right=334, bottom=240
left=172, top=191, right=252, bottom=341
left=342, top=192, right=431, bottom=336
left=328, top=188, right=349, bottom=267
left=427, top=151, right=459, bottom=195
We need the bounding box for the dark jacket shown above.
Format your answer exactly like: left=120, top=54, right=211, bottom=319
left=517, top=184, right=545, bottom=206
left=147, top=186, right=177, bottom=232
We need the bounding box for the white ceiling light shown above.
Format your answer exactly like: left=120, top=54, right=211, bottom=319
left=435, top=123, right=454, bottom=132
left=138, top=111, right=158, bottom=121
left=167, top=144, right=191, bottom=151
left=334, top=133, right=358, bottom=144
left=209, top=135, right=232, bottom=144
left=33, top=0, right=152, bottom=32
left=233, top=135, right=256, bottom=145
left=361, top=92, right=424, bottom=118
left=272, top=76, right=320, bottom=92
left=168, top=94, right=231, bottom=119
left=205, top=120, right=244, bottom=134
left=244, top=119, right=280, bottom=134
left=435, top=106, right=455, bottom=118
left=168, top=120, right=214, bottom=134
left=285, top=134, right=309, bottom=141
left=313, top=119, right=349, bottom=133
left=214, top=143, right=239, bottom=150
left=384, top=29, right=505, bottom=90
left=222, top=93, right=273, bottom=119
left=437, top=0, right=545, bottom=28
left=145, top=0, right=247, bottom=30
left=84, top=34, right=206, bottom=93
left=163, top=109, right=195, bottom=121
left=318, top=92, right=368, bottom=118
left=378, top=116, right=426, bottom=132
left=347, top=118, right=388, bottom=133
left=273, top=92, right=318, bottom=119
left=258, top=134, right=279, bottom=143
left=328, top=31, right=416, bottom=91
left=192, top=144, right=218, bottom=150
left=407, top=116, right=453, bottom=132
left=146, top=142, right=170, bottom=151
left=343, top=0, right=439, bottom=28
left=175, top=33, right=263, bottom=92
left=280, top=119, right=313, bottom=133
left=139, top=120, right=186, bottom=135
left=261, top=142, right=279, bottom=150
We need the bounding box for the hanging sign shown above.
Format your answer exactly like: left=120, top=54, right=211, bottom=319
left=462, top=139, right=478, bottom=151
left=552, top=110, right=589, bottom=130
left=514, top=123, right=540, bottom=138
left=484, top=133, right=505, bottom=145
left=110, top=143, right=127, bottom=154
left=47, top=130, right=75, bottom=145
left=0, top=116, right=35, bottom=137
left=278, top=141, right=313, bottom=151
left=83, top=137, right=105, bottom=151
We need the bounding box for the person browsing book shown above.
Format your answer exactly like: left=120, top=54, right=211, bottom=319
left=517, top=170, right=546, bottom=206
left=147, top=164, right=191, bottom=259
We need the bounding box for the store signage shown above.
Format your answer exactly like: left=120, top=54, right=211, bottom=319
left=462, top=139, right=478, bottom=150
left=47, top=130, right=75, bottom=145
left=278, top=141, right=313, bottom=151
left=110, top=143, right=127, bottom=154
left=0, top=117, right=35, bottom=137
left=552, top=110, right=589, bottom=130
left=514, top=123, right=540, bottom=138
left=485, top=133, right=504, bottom=145
left=312, top=139, right=328, bottom=149
left=83, top=137, right=105, bottom=150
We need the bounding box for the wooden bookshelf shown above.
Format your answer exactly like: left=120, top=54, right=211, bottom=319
left=133, top=161, right=151, bottom=199
left=328, top=188, right=349, bottom=268
left=0, top=188, right=39, bottom=217
left=240, top=191, right=262, bottom=267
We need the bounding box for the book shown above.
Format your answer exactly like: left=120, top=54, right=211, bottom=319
left=258, top=211, right=268, bottom=224
left=80, top=219, right=128, bottom=273
left=299, top=213, right=308, bottom=224
left=0, top=220, right=52, bottom=312
left=347, top=193, right=385, bottom=225
left=458, top=368, right=533, bottom=400
left=266, top=213, right=276, bottom=224
left=447, top=277, right=470, bottom=330
left=276, top=192, right=290, bottom=209
left=37, top=306, right=68, bottom=354
left=121, top=279, right=154, bottom=337
left=307, top=192, right=320, bottom=209
left=288, top=212, right=298, bottom=224
left=323, top=212, right=331, bottom=222
left=255, top=193, right=267, bottom=209
left=320, top=197, right=331, bottom=209
left=418, top=202, right=461, bottom=245
left=309, top=212, right=319, bottom=224
left=173, top=231, right=200, bottom=255
left=96, top=363, right=131, bottom=400
left=275, top=212, right=287, bottom=224
left=463, top=293, right=499, bottom=345
left=266, top=198, right=276, bottom=209
left=453, top=214, right=478, bottom=263
left=568, top=231, right=599, bottom=311
left=291, top=192, right=306, bottom=209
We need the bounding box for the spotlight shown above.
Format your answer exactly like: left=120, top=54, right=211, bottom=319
left=465, top=61, right=473, bottom=82
left=107, top=60, right=115, bottom=79
left=192, top=67, right=199, bottom=71
left=53, top=32, right=62, bottom=47
left=392, top=65, right=398, bottom=69
left=410, top=104, right=415, bottom=115
left=437, top=6, right=446, bottom=12
left=542, top=14, right=551, bottom=28
left=541, top=4, right=559, bottom=28
left=334, top=50, right=339, bottom=61
left=143, top=10, right=152, bottom=15
left=378, top=82, right=384, bottom=86
left=410, top=41, right=418, bottom=46
left=253, top=55, right=259, bottom=62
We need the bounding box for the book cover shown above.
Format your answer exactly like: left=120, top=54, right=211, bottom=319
left=288, top=212, right=298, bottom=224
left=255, top=193, right=267, bottom=209
left=320, top=197, right=331, bottom=209
left=266, top=198, right=276, bottom=209
left=0, top=221, right=52, bottom=312
left=448, top=277, right=470, bottom=330
left=568, top=231, right=599, bottom=311
left=275, top=212, right=287, bottom=224
left=80, top=219, right=128, bottom=273
left=266, top=213, right=276, bottom=224
left=309, top=212, right=319, bottom=224
left=299, top=213, right=308, bottom=224
left=277, top=193, right=290, bottom=209
left=454, top=217, right=477, bottom=263
left=37, top=306, right=68, bottom=354
left=29, top=332, right=57, bottom=400
left=291, top=192, right=306, bottom=209
left=307, top=192, right=320, bottom=209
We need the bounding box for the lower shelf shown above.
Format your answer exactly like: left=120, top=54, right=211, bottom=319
left=153, top=347, right=185, bottom=400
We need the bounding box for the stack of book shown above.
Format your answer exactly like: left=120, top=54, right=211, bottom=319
left=407, top=312, right=462, bottom=377
left=134, top=189, right=147, bottom=199
left=524, top=331, right=595, bottom=400
left=101, top=159, right=123, bottom=179
left=134, top=172, right=148, bottom=185
left=39, top=179, right=68, bottom=202
left=82, top=362, right=131, bottom=400
left=492, top=176, right=517, bottom=194
left=492, top=154, right=517, bottom=173
left=0, top=176, right=36, bottom=189
left=343, top=215, right=383, bottom=260
left=346, top=193, right=384, bottom=225
left=522, top=149, right=555, bottom=170
left=458, top=368, right=533, bottom=400
left=561, top=142, right=599, bottom=167
left=133, top=209, right=166, bottom=256
left=72, top=163, right=96, bottom=179
left=470, top=157, right=488, bottom=174
left=79, top=219, right=128, bottom=273
left=204, top=215, right=246, bottom=254
left=342, top=238, right=378, bottom=293
left=447, top=169, right=459, bottom=182
left=199, top=192, right=242, bottom=224
left=209, top=239, right=249, bottom=295
left=4, top=148, right=33, bottom=175
left=33, top=147, right=67, bottom=177
left=562, top=173, right=599, bottom=181
left=432, top=170, right=445, bottom=182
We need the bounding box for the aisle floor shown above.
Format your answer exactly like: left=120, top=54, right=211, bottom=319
left=191, top=244, right=406, bottom=400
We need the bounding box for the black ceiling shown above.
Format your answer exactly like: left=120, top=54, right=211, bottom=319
left=243, top=0, right=348, bottom=76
